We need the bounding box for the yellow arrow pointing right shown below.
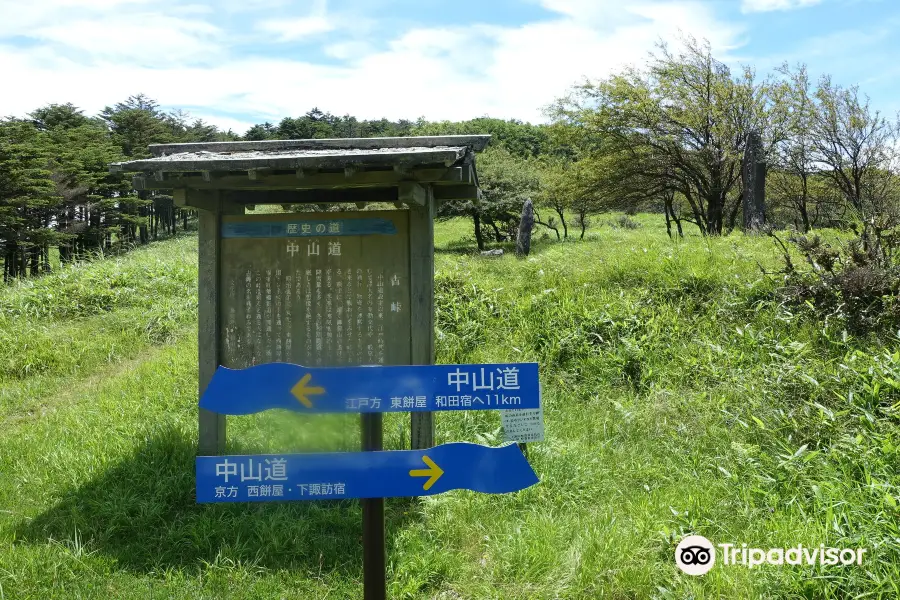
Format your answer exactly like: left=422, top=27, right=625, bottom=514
left=290, top=373, right=325, bottom=408
left=409, top=455, right=444, bottom=491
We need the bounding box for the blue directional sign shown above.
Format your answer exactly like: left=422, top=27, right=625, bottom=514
left=196, top=442, right=539, bottom=503
left=200, top=362, right=540, bottom=415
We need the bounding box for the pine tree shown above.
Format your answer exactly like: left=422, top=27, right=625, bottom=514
left=0, top=119, right=58, bottom=280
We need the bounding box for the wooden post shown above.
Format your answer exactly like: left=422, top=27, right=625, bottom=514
left=407, top=185, right=435, bottom=450
left=197, top=190, right=244, bottom=455
left=361, top=413, right=386, bottom=600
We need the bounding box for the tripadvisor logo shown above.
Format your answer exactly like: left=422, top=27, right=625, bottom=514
left=675, top=535, right=716, bottom=576
left=675, top=536, right=867, bottom=576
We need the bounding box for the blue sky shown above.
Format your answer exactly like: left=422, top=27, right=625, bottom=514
left=0, top=0, right=897, bottom=135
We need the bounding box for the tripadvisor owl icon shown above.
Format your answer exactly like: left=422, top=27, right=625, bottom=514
left=675, top=535, right=716, bottom=576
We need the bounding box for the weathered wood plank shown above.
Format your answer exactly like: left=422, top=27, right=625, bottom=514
left=432, top=185, right=480, bottom=201
left=137, top=166, right=476, bottom=191
left=147, top=135, right=491, bottom=156
left=398, top=182, right=426, bottom=207
left=198, top=191, right=244, bottom=455
left=409, top=186, right=435, bottom=450
left=219, top=188, right=398, bottom=205
left=175, top=189, right=219, bottom=211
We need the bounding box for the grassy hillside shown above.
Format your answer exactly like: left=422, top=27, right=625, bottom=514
left=1, top=216, right=898, bottom=599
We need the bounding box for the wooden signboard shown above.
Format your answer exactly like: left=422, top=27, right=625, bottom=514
left=197, top=197, right=436, bottom=457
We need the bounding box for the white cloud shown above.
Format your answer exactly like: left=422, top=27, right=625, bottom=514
left=217, top=0, right=291, bottom=12
left=741, top=0, right=822, bottom=13
left=0, top=0, right=147, bottom=35
left=324, top=40, right=374, bottom=60
left=256, top=16, right=335, bottom=41
left=254, top=0, right=333, bottom=41
left=188, top=113, right=258, bottom=134
left=538, top=0, right=652, bottom=27
left=0, top=0, right=746, bottom=132
left=31, top=14, right=223, bottom=64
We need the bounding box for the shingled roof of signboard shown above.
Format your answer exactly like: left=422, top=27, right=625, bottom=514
left=109, top=135, right=492, bottom=174
left=110, top=135, right=490, bottom=206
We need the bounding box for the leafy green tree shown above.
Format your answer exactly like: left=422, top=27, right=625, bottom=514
left=253, top=109, right=415, bottom=141
left=535, top=158, right=572, bottom=239
left=412, top=117, right=551, bottom=159
left=536, top=157, right=606, bottom=240
left=245, top=122, right=278, bottom=140
left=30, top=103, right=92, bottom=131
left=550, top=37, right=776, bottom=235
left=438, top=146, right=540, bottom=250
left=277, top=108, right=340, bottom=139
left=100, top=94, right=175, bottom=158
left=768, top=64, right=819, bottom=231
left=811, top=77, right=899, bottom=220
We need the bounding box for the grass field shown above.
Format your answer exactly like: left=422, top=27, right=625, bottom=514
left=1, top=215, right=898, bottom=599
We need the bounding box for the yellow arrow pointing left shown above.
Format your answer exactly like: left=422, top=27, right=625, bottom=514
left=290, top=373, right=325, bottom=408
left=409, top=455, right=444, bottom=491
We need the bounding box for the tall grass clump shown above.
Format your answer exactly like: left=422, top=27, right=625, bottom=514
left=0, top=236, right=198, bottom=411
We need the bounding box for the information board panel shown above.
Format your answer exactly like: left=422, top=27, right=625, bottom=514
left=219, top=211, right=412, bottom=370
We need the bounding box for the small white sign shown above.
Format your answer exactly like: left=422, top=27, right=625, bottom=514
left=501, top=385, right=544, bottom=442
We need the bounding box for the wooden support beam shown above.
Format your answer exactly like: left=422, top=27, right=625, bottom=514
left=432, top=185, right=480, bottom=201
left=398, top=182, right=426, bottom=206
left=409, top=187, right=436, bottom=450
left=138, top=166, right=475, bottom=191
left=197, top=191, right=244, bottom=456
left=174, top=189, right=219, bottom=211
left=218, top=187, right=399, bottom=205
left=152, top=171, right=164, bottom=182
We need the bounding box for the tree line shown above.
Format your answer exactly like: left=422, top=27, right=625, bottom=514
left=0, top=95, right=236, bottom=281
left=545, top=37, right=900, bottom=238
left=2, top=36, right=898, bottom=280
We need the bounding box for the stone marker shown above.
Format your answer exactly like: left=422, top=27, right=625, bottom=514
left=742, top=130, right=766, bottom=232
left=516, top=198, right=534, bottom=257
